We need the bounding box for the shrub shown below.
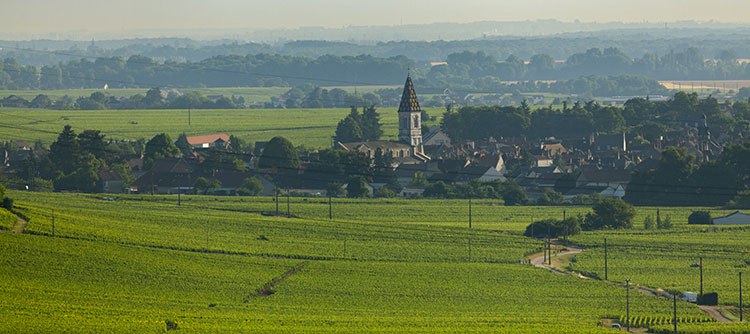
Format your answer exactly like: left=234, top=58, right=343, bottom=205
left=165, top=319, right=178, bottom=331
left=688, top=211, right=713, bottom=225
left=524, top=217, right=581, bottom=238
left=643, top=215, right=655, bottom=230
left=373, top=187, right=396, bottom=198
left=697, top=292, right=718, bottom=306
left=657, top=215, right=673, bottom=229
left=583, top=198, right=635, bottom=230
left=1, top=198, right=13, bottom=210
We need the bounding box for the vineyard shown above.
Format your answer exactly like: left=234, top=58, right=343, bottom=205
left=1, top=191, right=744, bottom=332
left=570, top=228, right=750, bottom=309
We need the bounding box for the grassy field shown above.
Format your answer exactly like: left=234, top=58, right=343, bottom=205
left=0, top=191, right=722, bottom=333
left=0, top=87, right=290, bottom=105
left=0, top=106, right=443, bottom=148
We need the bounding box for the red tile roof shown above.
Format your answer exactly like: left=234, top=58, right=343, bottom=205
left=186, top=134, right=230, bottom=145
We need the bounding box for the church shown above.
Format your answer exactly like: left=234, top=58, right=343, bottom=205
left=336, top=74, right=430, bottom=163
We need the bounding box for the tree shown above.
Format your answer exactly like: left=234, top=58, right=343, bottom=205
left=335, top=115, right=363, bottom=142
left=409, top=171, right=428, bottom=187
left=524, top=217, right=580, bottom=238
left=688, top=211, right=713, bottom=225
left=142, top=87, right=164, bottom=108
left=257, top=136, right=300, bottom=171
left=501, top=181, right=529, bottom=206
left=373, top=186, right=396, bottom=198
left=657, top=215, right=673, bottom=229
left=536, top=188, right=565, bottom=205
left=359, top=106, right=383, bottom=141
left=643, top=215, right=655, bottom=230
left=78, top=130, right=107, bottom=159
left=175, top=133, right=193, bottom=157
left=144, top=133, right=179, bottom=168
left=346, top=176, right=369, bottom=198
left=584, top=198, right=635, bottom=230
left=326, top=182, right=344, bottom=197
left=237, top=177, right=263, bottom=196
left=49, top=125, right=80, bottom=175
left=193, top=177, right=220, bottom=195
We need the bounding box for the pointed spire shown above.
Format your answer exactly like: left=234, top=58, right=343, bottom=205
left=398, top=74, right=422, bottom=113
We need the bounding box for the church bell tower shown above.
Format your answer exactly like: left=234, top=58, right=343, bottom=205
left=398, top=74, right=423, bottom=153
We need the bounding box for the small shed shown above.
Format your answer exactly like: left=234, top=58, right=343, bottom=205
left=712, top=211, right=750, bottom=225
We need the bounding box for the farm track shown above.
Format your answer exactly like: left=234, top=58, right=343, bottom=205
left=247, top=262, right=309, bottom=301
left=530, top=241, right=730, bottom=323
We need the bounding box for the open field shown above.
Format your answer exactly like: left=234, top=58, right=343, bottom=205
left=0, top=107, right=443, bottom=147
left=0, top=87, right=290, bottom=105
left=1, top=191, right=730, bottom=332
left=659, top=80, right=750, bottom=91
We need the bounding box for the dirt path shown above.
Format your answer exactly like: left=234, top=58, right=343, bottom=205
left=530, top=241, right=729, bottom=323
left=245, top=262, right=308, bottom=302
left=530, top=245, right=583, bottom=275
left=698, top=305, right=732, bottom=323
left=12, top=215, right=28, bottom=234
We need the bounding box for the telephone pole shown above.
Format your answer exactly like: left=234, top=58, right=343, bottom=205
left=329, top=195, right=332, bottom=220
left=275, top=189, right=279, bottom=216
left=740, top=272, right=743, bottom=322
left=286, top=188, right=291, bottom=218
left=700, top=257, right=704, bottom=297
left=625, top=278, right=631, bottom=332
left=51, top=209, right=55, bottom=237
left=673, top=294, right=678, bottom=334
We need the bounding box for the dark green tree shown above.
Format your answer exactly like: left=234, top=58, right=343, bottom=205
left=346, top=176, right=369, bottom=198
left=49, top=125, right=80, bottom=175
left=175, top=133, right=192, bottom=157
left=257, top=136, right=300, bottom=170
left=584, top=198, right=635, bottom=230
left=237, top=177, right=263, bottom=196
left=144, top=133, right=179, bottom=168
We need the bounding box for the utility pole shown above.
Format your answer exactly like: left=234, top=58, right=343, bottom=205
left=329, top=195, right=332, bottom=220
left=286, top=188, right=291, bottom=218
left=275, top=189, right=279, bottom=216
left=563, top=209, right=566, bottom=220
left=740, top=272, right=743, bottom=322
left=673, top=294, right=678, bottom=334
left=625, top=278, right=631, bottom=332
left=51, top=209, right=55, bottom=237
left=604, top=238, right=608, bottom=281
left=548, top=240, right=551, bottom=265
left=206, top=220, right=210, bottom=250
left=178, top=188, right=181, bottom=206
left=700, top=257, right=703, bottom=297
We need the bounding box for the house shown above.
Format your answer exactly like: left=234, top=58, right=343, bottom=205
left=186, top=134, right=230, bottom=149
left=98, top=170, right=124, bottom=193
left=474, top=154, right=507, bottom=182
left=423, top=126, right=451, bottom=146
left=131, top=158, right=194, bottom=194
left=712, top=211, right=750, bottom=225
left=592, top=133, right=626, bottom=152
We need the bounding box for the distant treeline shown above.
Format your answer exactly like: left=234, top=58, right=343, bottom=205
left=441, top=92, right=750, bottom=142
left=7, top=30, right=750, bottom=65
left=0, top=46, right=746, bottom=92
left=423, top=47, right=750, bottom=90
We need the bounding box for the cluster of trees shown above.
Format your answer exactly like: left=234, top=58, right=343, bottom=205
left=11, top=125, right=137, bottom=192
left=334, top=106, right=384, bottom=142
left=626, top=144, right=750, bottom=206
left=524, top=198, right=637, bottom=236
left=440, top=92, right=749, bottom=143
left=421, top=179, right=530, bottom=205
left=0, top=54, right=411, bottom=90
left=280, top=84, right=381, bottom=109
left=1, top=88, right=246, bottom=110
left=0, top=182, right=13, bottom=209
left=425, top=47, right=750, bottom=87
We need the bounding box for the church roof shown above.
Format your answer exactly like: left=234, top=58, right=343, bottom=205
left=398, top=75, right=422, bottom=113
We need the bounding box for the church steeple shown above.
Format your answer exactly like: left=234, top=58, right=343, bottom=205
left=398, top=74, right=423, bottom=152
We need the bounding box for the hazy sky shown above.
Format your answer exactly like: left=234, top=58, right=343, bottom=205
left=3, top=0, right=750, bottom=34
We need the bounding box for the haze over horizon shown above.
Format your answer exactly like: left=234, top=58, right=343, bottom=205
left=3, top=0, right=750, bottom=39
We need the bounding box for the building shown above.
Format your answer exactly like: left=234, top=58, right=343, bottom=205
left=186, top=134, right=230, bottom=149
left=398, top=74, right=424, bottom=153
left=713, top=211, right=750, bottom=225
left=337, top=74, right=429, bottom=163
